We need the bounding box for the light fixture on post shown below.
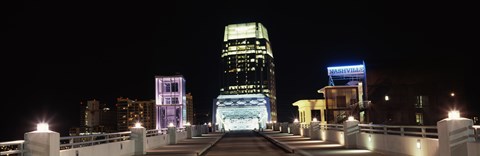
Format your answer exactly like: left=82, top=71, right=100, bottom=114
left=168, top=122, right=175, bottom=127
left=185, top=122, right=191, bottom=126
left=348, top=116, right=355, bottom=121
left=36, top=123, right=49, bottom=132
left=312, top=117, right=318, bottom=122
left=448, top=110, right=460, bottom=119
left=294, top=118, right=299, bottom=123
left=134, top=122, right=142, bottom=128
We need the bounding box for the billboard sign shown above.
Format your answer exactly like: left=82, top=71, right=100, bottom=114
left=327, top=64, right=365, bottom=76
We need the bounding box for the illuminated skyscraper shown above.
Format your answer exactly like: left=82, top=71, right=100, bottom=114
left=215, top=22, right=277, bottom=130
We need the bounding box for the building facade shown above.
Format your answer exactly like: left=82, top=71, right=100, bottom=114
left=116, top=98, right=156, bottom=131
left=186, top=93, right=193, bottom=124
left=71, top=100, right=116, bottom=136
left=155, top=75, right=186, bottom=129
left=215, top=22, right=277, bottom=130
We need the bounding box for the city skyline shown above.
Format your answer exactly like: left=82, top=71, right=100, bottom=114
left=2, top=1, right=475, bottom=141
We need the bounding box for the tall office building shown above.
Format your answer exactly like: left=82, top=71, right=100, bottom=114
left=116, top=98, right=156, bottom=131
left=186, top=93, right=194, bottom=124
left=155, top=75, right=186, bottom=129
left=215, top=22, right=277, bottom=130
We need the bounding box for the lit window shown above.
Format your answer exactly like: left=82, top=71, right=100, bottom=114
left=171, top=97, right=179, bottom=104
left=171, top=83, right=179, bottom=92
left=416, top=113, right=423, bottom=125
left=164, top=83, right=171, bottom=92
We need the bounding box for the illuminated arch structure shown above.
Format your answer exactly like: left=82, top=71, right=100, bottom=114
left=215, top=94, right=270, bottom=131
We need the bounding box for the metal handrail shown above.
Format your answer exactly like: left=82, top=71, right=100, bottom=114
left=0, top=140, right=25, bottom=156
left=471, top=125, right=480, bottom=142
left=358, top=124, right=438, bottom=138
left=146, top=129, right=160, bottom=137
left=325, top=124, right=344, bottom=131
left=59, top=131, right=131, bottom=150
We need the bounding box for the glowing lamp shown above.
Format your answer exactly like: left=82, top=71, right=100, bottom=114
left=208, top=122, right=212, bottom=127
left=312, top=118, right=318, bottom=122
left=134, top=122, right=142, bottom=128
left=273, top=121, right=277, bottom=123
left=450, top=92, right=455, bottom=97
left=416, top=139, right=421, bottom=149
left=348, top=116, right=355, bottom=121
left=448, top=110, right=460, bottom=119
left=294, top=119, right=299, bottom=123
left=185, top=122, right=191, bottom=126
left=37, top=123, right=49, bottom=132
left=168, top=122, right=175, bottom=127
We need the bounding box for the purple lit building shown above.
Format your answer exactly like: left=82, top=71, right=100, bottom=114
left=155, top=75, right=186, bottom=129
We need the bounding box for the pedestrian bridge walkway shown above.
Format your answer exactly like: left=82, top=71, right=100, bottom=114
left=259, top=130, right=385, bottom=156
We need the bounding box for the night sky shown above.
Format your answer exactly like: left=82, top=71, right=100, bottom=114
left=2, top=1, right=476, bottom=141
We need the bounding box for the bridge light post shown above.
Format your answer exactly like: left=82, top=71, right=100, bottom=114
left=130, top=122, right=146, bottom=155
left=168, top=122, right=177, bottom=145
left=25, top=122, right=60, bottom=156
left=185, top=122, right=192, bottom=139
left=437, top=110, right=474, bottom=156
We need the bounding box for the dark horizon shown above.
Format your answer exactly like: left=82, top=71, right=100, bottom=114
left=2, top=1, right=476, bottom=141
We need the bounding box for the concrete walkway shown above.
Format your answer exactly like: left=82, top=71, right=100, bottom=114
left=259, top=131, right=386, bottom=156
left=145, top=132, right=224, bottom=156
left=204, top=130, right=296, bottom=156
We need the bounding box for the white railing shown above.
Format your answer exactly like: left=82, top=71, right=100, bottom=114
left=177, top=127, right=186, bottom=132
left=324, top=124, right=344, bottom=131
left=300, top=123, right=310, bottom=129
left=59, top=131, right=131, bottom=150
left=471, top=125, right=480, bottom=142
left=358, top=124, right=438, bottom=138
left=0, top=140, right=25, bottom=156
left=146, top=129, right=160, bottom=137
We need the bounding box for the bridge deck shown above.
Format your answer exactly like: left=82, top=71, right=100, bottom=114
left=260, top=131, right=386, bottom=156
left=145, top=133, right=224, bottom=156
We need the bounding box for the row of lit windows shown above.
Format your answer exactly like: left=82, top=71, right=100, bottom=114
left=227, top=85, right=267, bottom=90
left=224, top=89, right=271, bottom=93
left=163, top=97, right=179, bottom=104
left=225, top=40, right=261, bottom=46
left=226, top=67, right=257, bottom=73
left=221, top=50, right=271, bottom=58
left=163, top=82, right=179, bottom=92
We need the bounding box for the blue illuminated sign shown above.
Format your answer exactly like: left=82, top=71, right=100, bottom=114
left=327, top=65, right=365, bottom=76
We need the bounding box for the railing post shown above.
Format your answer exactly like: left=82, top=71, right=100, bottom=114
left=292, top=122, right=301, bottom=135
left=343, top=119, right=359, bottom=149
left=437, top=117, right=474, bottom=156
left=280, top=122, right=289, bottom=133
left=130, top=127, right=147, bottom=155
left=383, top=126, right=387, bottom=135
left=310, top=120, right=321, bottom=140
left=186, top=125, right=192, bottom=139
left=421, top=127, right=426, bottom=138
left=24, top=130, right=60, bottom=156
left=400, top=127, right=404, bottom=136
left=168, top=126, right=177, bottom=145
left=273, top=122, right=280, bottom=131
